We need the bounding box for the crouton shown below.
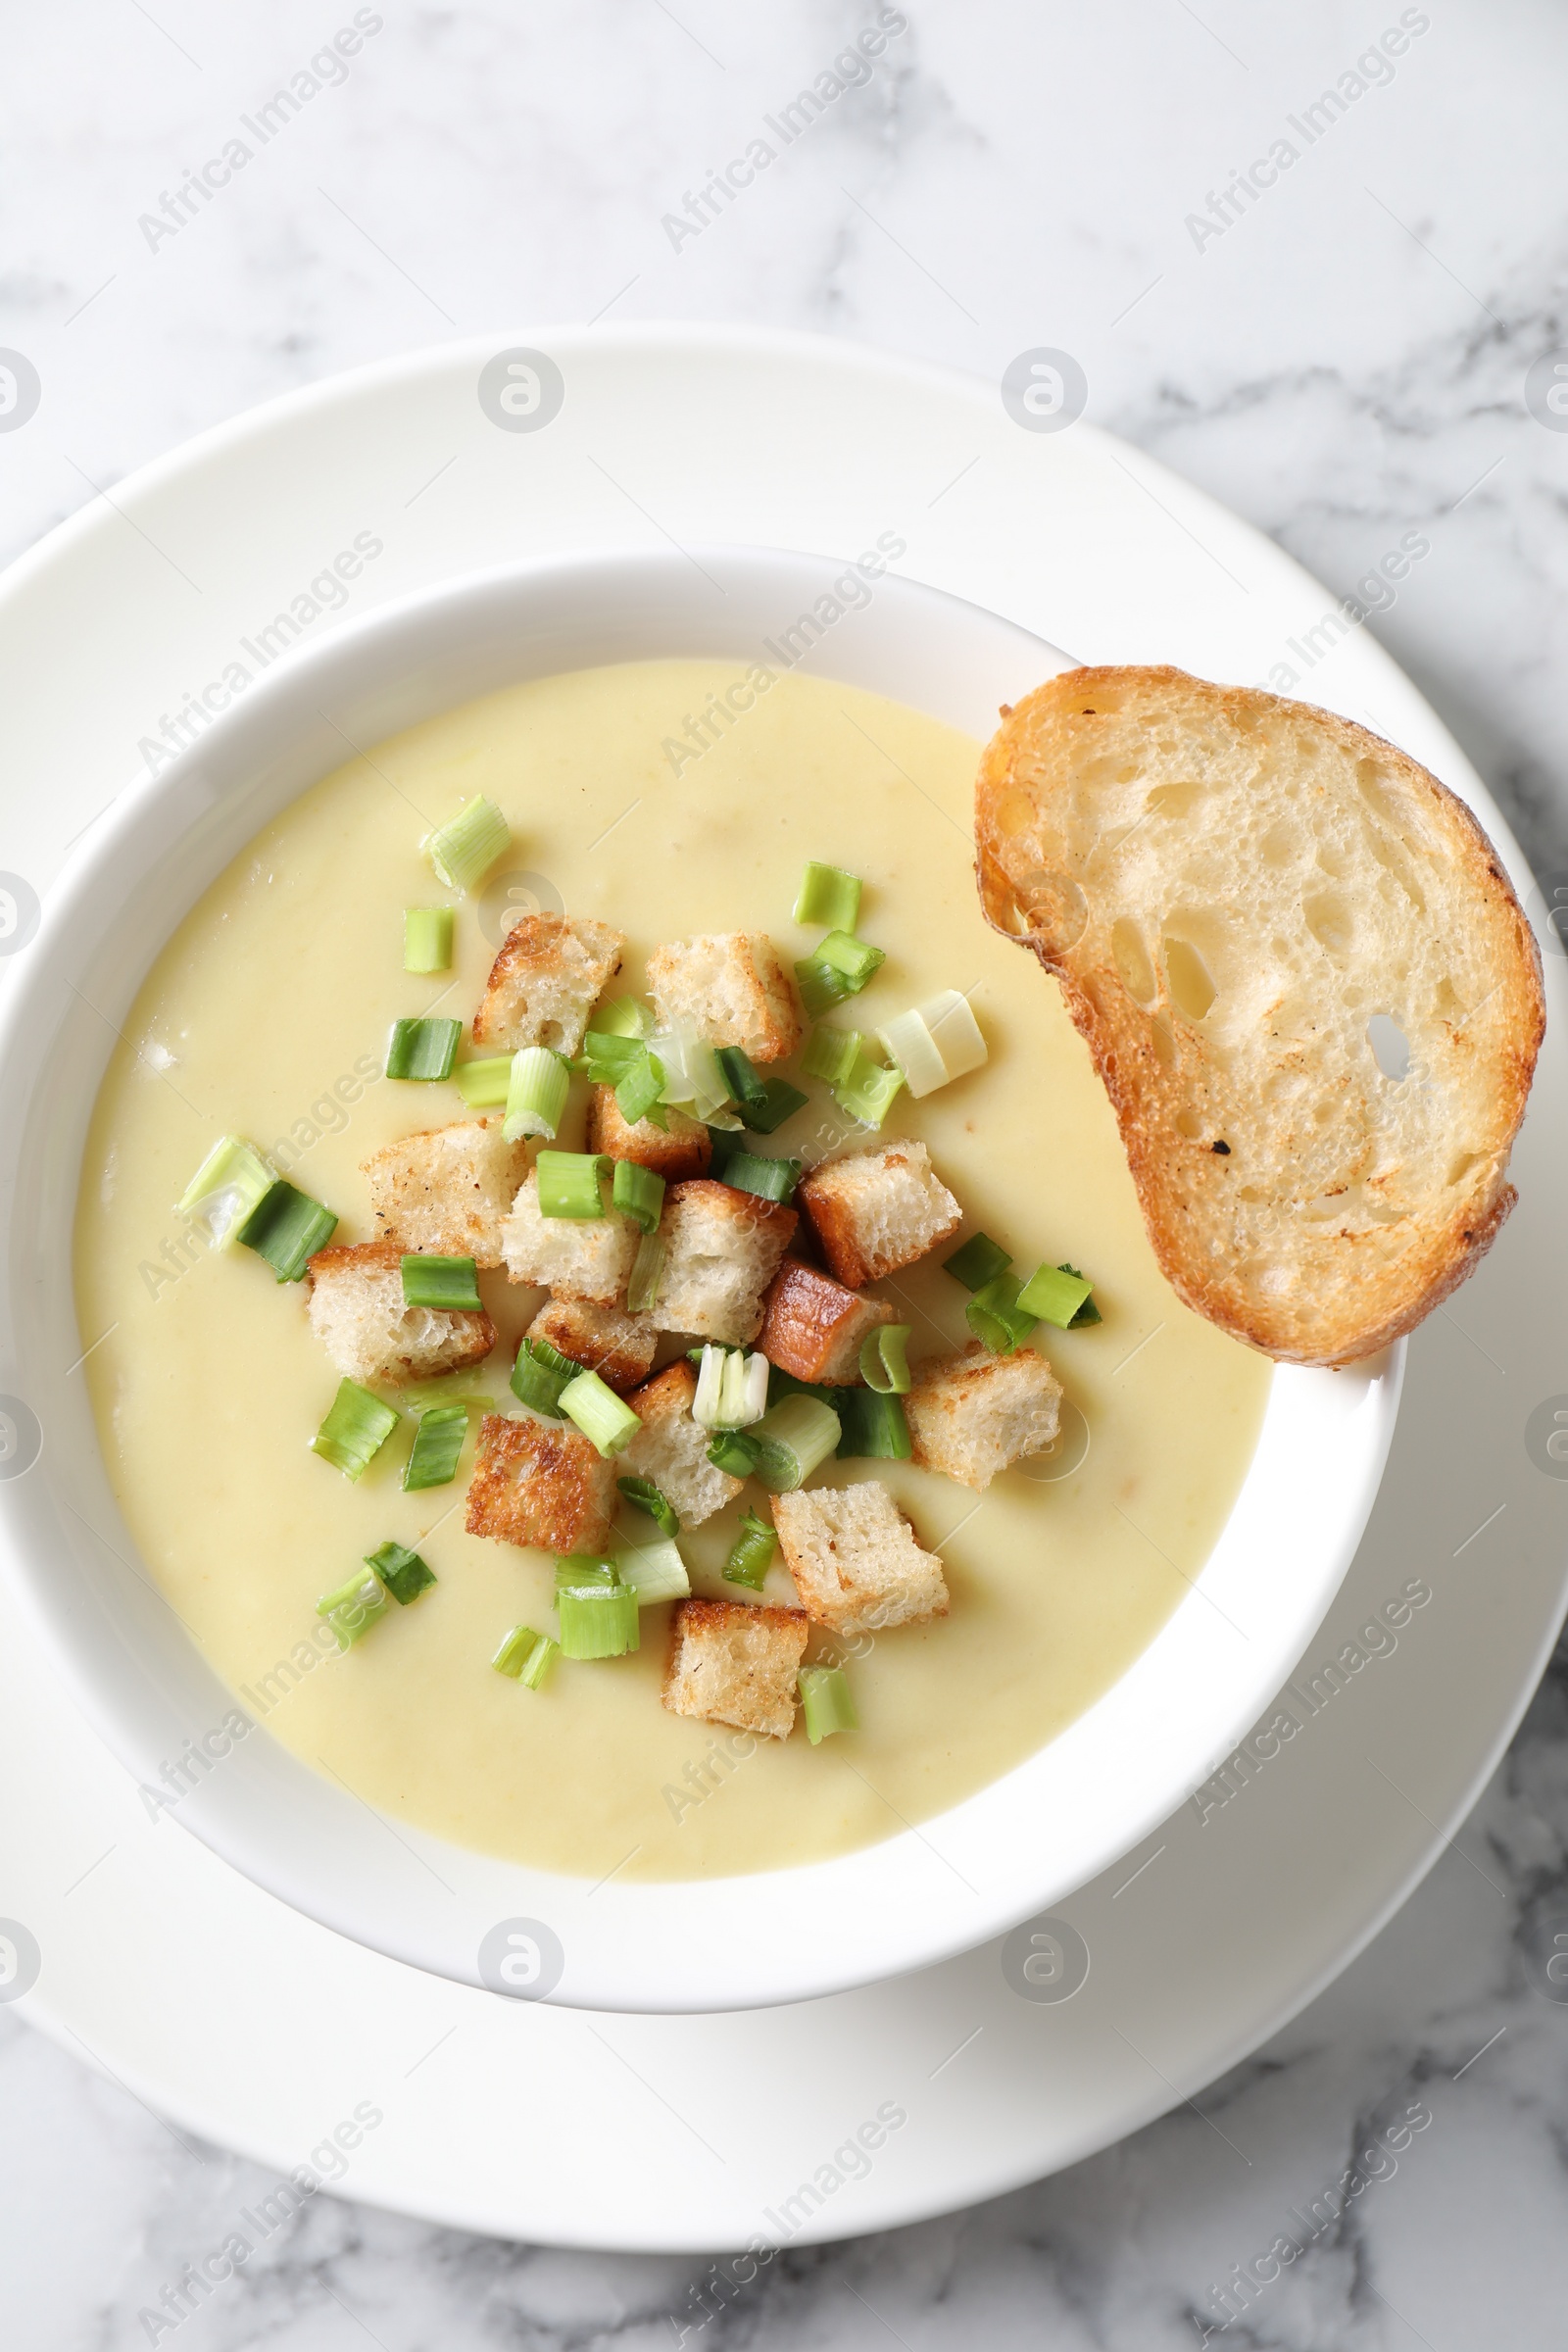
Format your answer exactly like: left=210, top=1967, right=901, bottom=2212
left=617, top=1361, right=743, bottom=1526
left=501, top=1171, right=640, bottom=1303
left=759, top=1257, right=897, bottom=1385
left=360, top=1116, right=527, bottom=1269
left=662, top=1596, right=809, bottom=1740
left=798, top=1140, right=962, bottom=1289
left=650, top=1179, right=798, bottom=1344
left=465, top=1411, right=615, bottom=1553
left=771, top=1481, right=948, bottom=1635
left=905, top=1345, right=1063, bottom=1491
left=306, top=1241, right=495, bottom=1386
left=587, top=1084, right=712, bottom=1181
left=471, top=912, right=624, bottom=1056
left=645, top=932, right=802, bottom=1064
left=527, top=1295, right=657, bottom=1395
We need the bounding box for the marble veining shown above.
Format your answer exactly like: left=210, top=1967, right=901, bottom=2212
left=4, top=1, right=1568, bottom=2343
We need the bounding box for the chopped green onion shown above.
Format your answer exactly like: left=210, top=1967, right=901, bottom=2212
left=1057, top=1263, right=1102, bottom=1327
left=311, top=1379, right=400, bottom=1479
left=753, top=1393, right=842, bottom=1492
left=834, top=1386, right=911, bottom=1459
left=454, top=1055, right=514, bottom=1108
left=402, top=1403, right=469, bottom=1490
left=423, top=796, right=510, bottom=894
left=859, top=1324, right=911, bottom=1395
left=766, top=1363, right=824, bottom=1408
left=504, top=1046, right=569, bottom=1142
left=400, top=1253, right=482, bottom=1312
left=364, top=1539, right=437, bottom=1605
left=652, top=1025, right=734, bottom=1124
left=536, top=1150, right=608, bottom=1219
left=386, top=1016, right=462, bottom=1082
left=557, top=1585, right=641, bottom=1659
left=560, top=1367, right=642, bottom=1456
left=793, top=860, right=861, bottom=932
left=816, top=930, right=884, bottom=988
left=403, top=907, right=454, bottom=974
left=511, top=1335, right=577, bottom=1416
left=802, top=1024, right=865, bottom=1086
left=714, top=1047, right=769, bottom=1119
left=238, top=1180, right=338, bottom=1282
left=966, top=1272, right=1039, bottom=1354
left=723, top=1508, right=777, bottom=1591
left=693, top=1346, right=769, bottom=1429
left=706, top=1125, right=745, bottom=1176
left=1016, top=1262, right=1095, bottom=1329
left=799, top=1664, right=859, bottom=1743
left=626, top=1232, right=664, bottom=1313
left=612, top=1159, right=664, bottom=1234
left=616, top=1048, right=667, bottom=1129
left=589, top=996, right=651, bottom=1040
left=794, top=955, right=856, bottom=1020
left=722, top=1151, right=802, bottom=1205
left=834, top=1049, right=904, bottom=1129
left=492, top=1623, right=559, bottom=1686
left=317, top=1568, right=388, bottom=1651
left=746, top=1076, right=809, bottom=1133
left=578, top=1032, right=642, bottom=1079
left=878, top=989, right=987, bottom=1098
left=554, top=1555, right=620, bottom=1592
left=178, top=1135, right=276, bottom=1249
left=944, top=1233, right=1012, bottom=1292
left=616, top=1534, right=691, bottom=1605
left=708, top=1428, right=762, bottom=1478
left=617, top=1476, right=680, bottom=1539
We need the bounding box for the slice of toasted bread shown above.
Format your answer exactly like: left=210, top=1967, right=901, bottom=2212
left=975, top=666, right=1544, bottom=1365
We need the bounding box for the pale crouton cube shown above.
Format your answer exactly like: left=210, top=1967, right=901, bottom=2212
left=906, top=1345, right=1063, bottom=1492
left=617, top=1361, right=743, bottom=1526
left=759, top=1257, right=897, bottom=1386
left=465, top=1411, right=614, bottom=1554
left=361, top=1116, right=527, bottom=1269
left=501, top=1171, right=640, bottom=1303
left=772, top=1481, right=948, bottom=1635
left=587, top=1084, right=712, bottom=1181
left=471, top=912, right=624, bottom=1056
left=527, top=1295, right=657, bottom=1395
left=662, top=1597, right=809, bottom=1740
left=798, top=1140, right=961, bottom=1289
left=651, top=1180, right=798, bottom=1344
left=645, top=932, right=802, bottom=1064
left=306, top=1241, right=495, bottom=1386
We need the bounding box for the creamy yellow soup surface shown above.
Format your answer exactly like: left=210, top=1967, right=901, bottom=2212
left=74, top=660, right=1271, bottom=1880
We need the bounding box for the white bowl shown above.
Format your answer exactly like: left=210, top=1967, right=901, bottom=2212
left=0, top=546, right=1401, bottom=2014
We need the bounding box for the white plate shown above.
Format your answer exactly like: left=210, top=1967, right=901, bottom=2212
left=0, top=326, right=1562, bottom=2243
left=0, top=543, right=1399, bottom=2015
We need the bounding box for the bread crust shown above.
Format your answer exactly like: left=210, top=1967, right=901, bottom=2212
left=975, top=666, right=1544, bottom=1366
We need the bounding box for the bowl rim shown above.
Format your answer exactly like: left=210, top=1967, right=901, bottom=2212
left=0, top=540, right=1402, bottom=2012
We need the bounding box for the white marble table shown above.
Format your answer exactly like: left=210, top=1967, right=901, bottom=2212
left=5, top=3, right=1568, bottom=2342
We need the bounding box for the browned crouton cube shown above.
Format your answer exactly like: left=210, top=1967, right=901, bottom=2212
left=306, top=1241, right=495, bottom=1386
left=465, top=1412, right=614, bottom=1553
left=361, top=1116, right=527, bottom=1269
left=772, top=1481, right=948, bottom=1635
left=501, top=1171, right=640, bottom=1302
left=617, top=1361, right=742, bottom=1526
left=905, top=1345, right=1063, bottom=1491
left=759, top=1257, right=897, bottom=1385
left=662, top=1597, right=809, bottom=1740
left=650, top=1180, right=798, bottom=1344
left=471, top=912, right=624, bottom=1056
left=527, top=1295, right=658, bottom=1395
left=798, top=1140, right=961, bottom=1289
left=587, top=1084, right=712, bottom=1181
left=645, top=932, right=802, bottom=1063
